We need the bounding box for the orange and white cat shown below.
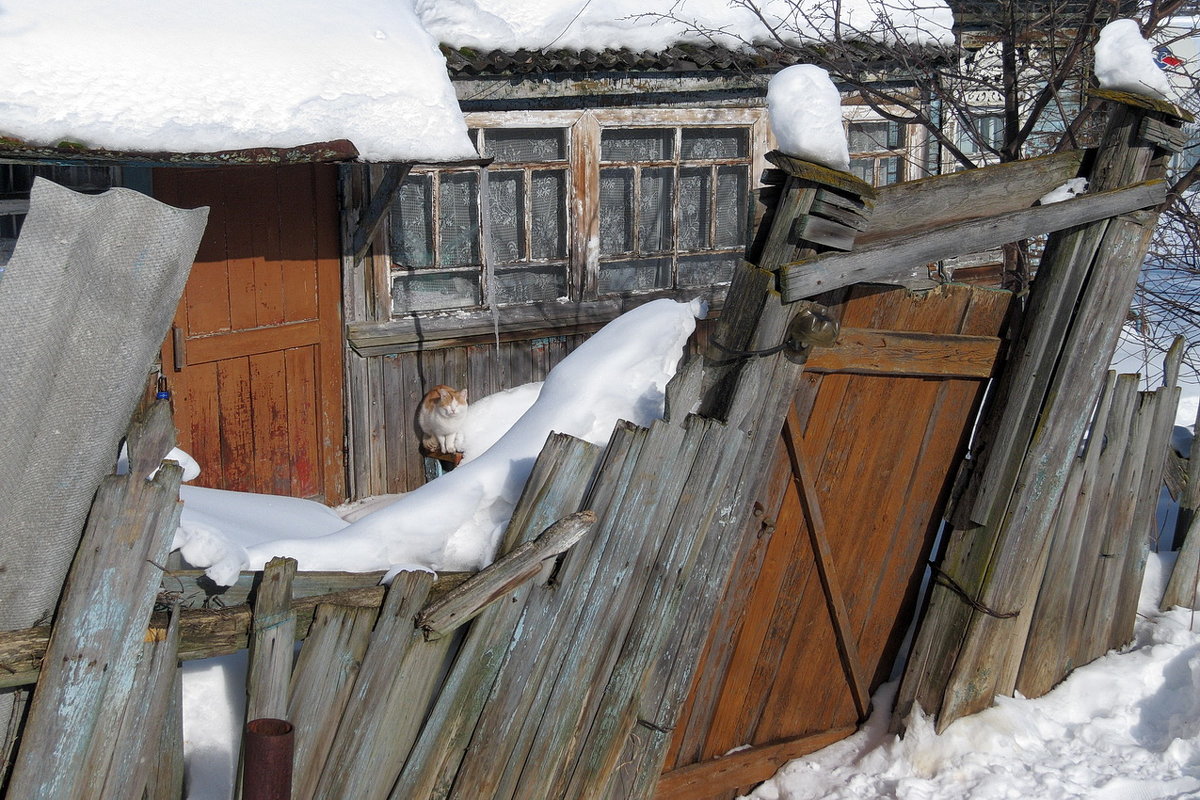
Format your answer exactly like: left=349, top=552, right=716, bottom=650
left=418, top=385, right=468, bottom=453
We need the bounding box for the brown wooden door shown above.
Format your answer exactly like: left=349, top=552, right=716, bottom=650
left=156, top=164, right=346, bottom=503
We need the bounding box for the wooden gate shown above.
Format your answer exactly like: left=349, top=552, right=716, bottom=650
left=155, top=164, right=346, bottom=503
left=657, top=282, right=1011, bottom=798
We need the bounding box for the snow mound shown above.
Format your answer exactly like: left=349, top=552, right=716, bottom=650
left=1038, top=177, right=1088, bottom=205
left=176, top=298, right=700, bottom=584
left=767, top=65, right=850, bottom=171
left=1095, top=19, right=1174, bottom=102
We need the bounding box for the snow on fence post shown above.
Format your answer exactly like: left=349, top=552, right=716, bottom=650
left=895, top=90, right=1192, bottom=733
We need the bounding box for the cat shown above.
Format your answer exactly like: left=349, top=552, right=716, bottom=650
left=418, top=384, right=468, bottom=453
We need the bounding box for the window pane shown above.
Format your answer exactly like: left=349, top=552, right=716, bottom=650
left=601, top=129, right=673, bottom=162
left=599, top=168, right=634, bottom=255
left=681, top=128, right=748, bottom=160
left=530, top=170, right=566, bottom=260
left=598, top=257, right=671, bottom=294
left=494, top=265, right=568, bottom=304
left=488, top=171, right=525, bottom=264
left=639, top=167, right=673, bottom=253
left=679, top=254, right=737, bottom=286
left=392, top=270, right=480, bottom=312
left=714, top=166, right=747, bottom=249
left=882, top=157, right=902, bottom=185
left=849, top=158, right=874, bottom=184
left=848, top=122, right=890, bottom=153
left=390, top=175, right=433, bottom=267
left=439, top=172, right=480, bottom=267
left=678, top=167, right=711, bottom=251
left=485, top=129, right=566, bottom=163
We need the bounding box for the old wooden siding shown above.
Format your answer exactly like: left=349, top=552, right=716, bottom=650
left=155, top=164, right=346, bottom=503
left=659, top=283, right=1011, bottom=798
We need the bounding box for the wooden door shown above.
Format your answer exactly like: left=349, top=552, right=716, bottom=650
left=156, top=164, right=346, bottom=503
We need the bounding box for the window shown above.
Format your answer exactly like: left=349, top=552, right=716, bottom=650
left=957, top=114, right=1005, bottom=156
left=0, top=163, right=118, bottom=263
left=597, top=127, right=749, bottom=295
left=848, top=120, right=907, bottom=186
left=385, top=114, right=759, bottom=317
left=389, top=128, right=570, bottom=312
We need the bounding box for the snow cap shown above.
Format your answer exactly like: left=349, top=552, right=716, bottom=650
left=1094, top=19, right=1174, bottom=102
left=767, top=65, right=850, bottom=171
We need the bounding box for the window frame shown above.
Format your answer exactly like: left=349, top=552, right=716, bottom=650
left=843, top=104, right=923, bottom=187
left=354, top=107, right=771, bottom=351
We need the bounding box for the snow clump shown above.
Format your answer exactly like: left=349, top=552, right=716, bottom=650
left=767, top=65, right=851, bottom=172
left=1094, top=19, right=1174, bottom=101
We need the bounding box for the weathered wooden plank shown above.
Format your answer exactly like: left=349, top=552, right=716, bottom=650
left=510, top=419, right=697, bottom=800
left=245, top=557, right=298, bottom=723
left=146, top=662, right=186, bottom=800
left=1172, top=387, right=1200, bottom=549
left=93, top=605, right=182, bottom=800
left=567, top=418, right=749, bottom=800
left=859, top=150, right=1085, bottom=245
left=793, top=213, right=859, bottom=251
left=1165, top=513, right=1200, bottom=610
left=289, top=603, right=378, bottom=800
left=804, top=327, right=1000, bottom=378
left=1014, top=371, right=1119, bottom=699
left=392, top=434, right=602, bottom=800
left=764, top=152, right=877, bottom=200
left=417, top=510, right=598, bottom=639
left=780, top=180, right=1166, bottom=303
left=936, top=210, right=1159, bottom=729
left=447, top=424, right=649, bottom=800
left=311, top=570, right=437, bottom=800
left=653, top=725, right=857, bottom=800
left=1139, top=117, right=1190, bottom=152
left=6, top=403, right=183, bottom=800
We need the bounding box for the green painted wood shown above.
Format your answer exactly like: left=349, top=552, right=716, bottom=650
left=5, top=401, right=182, bottom=800
left=311, top=570, right=436, bottom=800
left=289, top=603, right=378, bottom=800
left=245, top=557, right=298, bottom=723
left=392, top=434, right=602, bottom=800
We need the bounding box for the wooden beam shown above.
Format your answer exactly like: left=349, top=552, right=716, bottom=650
left=783, top=407, right=871, bottom=720
left=417, top=510, right=598, bottom=639
left=859, top=150, right=1086, bottom=245
left=350, top=163, right=411, bottom=265
left=805, top=327, right=1001, bottom=379
left=780, top=179, right=1166, bottom=303
left=652, top=725, right=857, bottom=799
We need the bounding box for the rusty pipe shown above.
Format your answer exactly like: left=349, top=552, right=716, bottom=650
left=242, top=718, right=293, bottom=800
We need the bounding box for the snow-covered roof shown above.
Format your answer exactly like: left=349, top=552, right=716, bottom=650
left=416, top=0, right=954, bottom=54
left=0, top=0, right=953, bottom=164
left=0, top=0, right=478, bottom=163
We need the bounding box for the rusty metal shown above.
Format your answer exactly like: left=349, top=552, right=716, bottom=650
left=242, top=718, right=294, bottom=800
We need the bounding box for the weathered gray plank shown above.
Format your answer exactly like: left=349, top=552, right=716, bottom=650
left=311, top=570, right=437, bottom=800
left=780, top=180, right=1166, bottom=303
left=1165, top=514, right=1200, bottom=609
left=392, top=434, right=602, bottom=800
left=859, top=150, right=1085, bottom=245
left=245, top=557, right=298, bottom=723
left=94, top=604, right=182, bottom=800
left=146, top=662, right=186, bottom=800
left=446, top=424, right=650, bottom=800
left=417, top=510, right=598, bottom=639
left=289, top=603, right=378, bottom=800
left=6, top=402, right=182, bottom=800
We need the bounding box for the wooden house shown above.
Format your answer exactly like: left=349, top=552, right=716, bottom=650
left=0, top=44, right=938, bottom=507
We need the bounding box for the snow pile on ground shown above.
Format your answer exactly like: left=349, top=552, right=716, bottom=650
left=0, top=0, right=475, bottom=161
left=743, top=553, right=1200, bottom=800
left=1095, top=18, right=1176, bottom=102
left=173, top=298, right=701, bottom=585
left=767, top=65, right=851, bottom=171
left=416, top=0, right=954, bottom=53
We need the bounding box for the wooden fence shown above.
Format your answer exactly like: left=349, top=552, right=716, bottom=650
left=1, top=89, right=1188, bottom=800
